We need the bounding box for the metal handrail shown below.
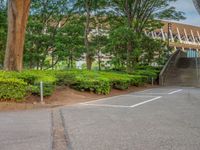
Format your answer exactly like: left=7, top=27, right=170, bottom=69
left=159, top=49, right=181, bottom=85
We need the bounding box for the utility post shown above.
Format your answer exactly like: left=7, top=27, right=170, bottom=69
left=166, top=23, right=173, bottom=60
left=167, top=23, right=172, bottom=52
left=196, top=49, right=199, bottom=83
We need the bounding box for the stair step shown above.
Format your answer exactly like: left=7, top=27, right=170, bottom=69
left=162, top=56, right=200, bottom=86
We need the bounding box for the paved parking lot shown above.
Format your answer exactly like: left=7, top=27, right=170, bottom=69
left=61, top=87, right=200, bottom=150
left=0, top=110, right=52, bottom=150
left=0, top=87, right=200, bottom=150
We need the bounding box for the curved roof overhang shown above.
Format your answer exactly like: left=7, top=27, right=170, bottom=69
left=193, top=0, right=200, bottom=15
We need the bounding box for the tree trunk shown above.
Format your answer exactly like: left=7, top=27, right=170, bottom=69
left=84, top=1, right=92, bottom=70
left=4, top=0, right=31, bottom=71
left=125, top=0, right=134, bottom=73
left=98, top=51, right=101, bottom=71
left=86, top=54, right=92, bottom=70
left=126, top=42, right=133, bottom=73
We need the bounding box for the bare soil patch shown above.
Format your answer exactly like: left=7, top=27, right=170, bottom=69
left=0, top=84, right=157, bottom=112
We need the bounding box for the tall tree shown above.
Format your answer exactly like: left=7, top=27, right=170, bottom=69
left=0, top=0, right=7, bottom=68
left=110, top=0, right=185, bottom=72
left=74, top=0, right=107, bottom=70
left=4, top=0, right=31, bottom=71
left=24, top=0, right=71, bottom=70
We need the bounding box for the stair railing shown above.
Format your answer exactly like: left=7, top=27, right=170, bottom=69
left=159, top=49, right=181, bottom=85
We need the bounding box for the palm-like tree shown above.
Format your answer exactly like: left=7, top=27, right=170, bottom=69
left=193, top=0, right=200, bottom=15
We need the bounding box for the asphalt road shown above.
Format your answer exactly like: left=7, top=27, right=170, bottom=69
left=0, top=110, right=52, bottom=150
left=62, top=87, right=200, bottom=150
left=0, top=87, right=200, bottom=150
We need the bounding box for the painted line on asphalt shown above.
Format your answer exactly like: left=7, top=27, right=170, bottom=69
left=82, top=95, right=126, bottom=104
left=133, top=89, right=182, bottom=95
left=134, top=93, right=168, bottom=95
left=168, top=89, right=183, bottom=95
left=81, top=103, right=131, bottom=108
left=130, top=96, right=162, bottom=108
left=81, top=96, right=162, bottom=109
left=82, top=94, right=156, bottom=105
left=117, top=95, right=157, bottom=97
left=133, top=89, right=153, bottom=94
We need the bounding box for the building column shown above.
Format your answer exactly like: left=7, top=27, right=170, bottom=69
left=177, top=27, right=182, bottom=43
left=184, top=28, right=189, bottom=44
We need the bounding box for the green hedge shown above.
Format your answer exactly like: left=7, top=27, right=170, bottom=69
left=73, top=76, right=110, bottom=94
left=56, top=71, right=111, bottom=94
left=0, top=70, right=57, bottom=97
left=0, top=78, right=27, bottom=101
left=0, top=67, right=160, bottom=101
left=56, top=70, right=146, bottom=92
left=28, top=71, right=57, bottom=96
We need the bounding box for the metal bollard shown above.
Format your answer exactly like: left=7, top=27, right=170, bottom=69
left=152, top=77, right=154, bottom=86
left=40, top=81, right=44, bottom=104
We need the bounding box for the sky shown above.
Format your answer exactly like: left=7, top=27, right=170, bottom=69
left=170, top=0, right=200, bottom=26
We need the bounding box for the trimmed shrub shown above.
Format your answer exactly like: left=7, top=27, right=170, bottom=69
left=55, top=71, right=77, bottom=86
left=56, top=71, right=110, bottom=94
left=130, top=75, right=146, bottom=86
left=0, top=67, right=160, bottom=100
left=31, top=75, right=57, bottom=96
left=16, top=71, right=38, bottom=84
left=0, top=78, right=27, bottom=101
left=73, top=76, right=110, bottom=94
left=99, top=72, right=131, bottom=90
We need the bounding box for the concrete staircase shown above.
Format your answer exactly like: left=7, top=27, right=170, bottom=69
left=163, top=57, right=200, bottom=86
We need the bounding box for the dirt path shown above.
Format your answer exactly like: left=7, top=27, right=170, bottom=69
left=0, top=85, right=157, bottom=112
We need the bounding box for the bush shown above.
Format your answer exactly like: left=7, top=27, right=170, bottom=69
left=55, top=71, right=77, bottom=86
left=56, top=70, right=110, bottom=94
left=0, top=78, right=27, bottom=101
left=0, top=71, right=57, bottom=97
left=0, top=67, right=160, bottom=100
left=16, top=71, right=38, bottom=84
left=134, top=65, right=162, bottom=71
left=31, top=75, right=57, bottom=96
left=99, top=72, right=131, bottom=90
left=130, top=75, right=146, bottom=86
left=73, top=76, right=110, bottom=94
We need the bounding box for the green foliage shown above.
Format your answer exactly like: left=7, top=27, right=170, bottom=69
left=31, top=82, right=56, bottom=97
left=133, top=70, right=157, bottom=78
left=16, top=71, right=38, bottom=84
left=0, top=70, right=57, bottom=97
left=24, top=71, right=57, bottom=96
left=56, top=70, right=111, bottom=94
left=56, top=71, right=77, bottom=86
left=2, top=0, right=185, bottom=72
left=132, top=65, right=162, bottom=83
left=0, top=66, right=160, bottom=100
left=0, top=3, right=7, bottom=68
left=99, top=72, right=131, bottom=90
left=56, top=70, right=147, bottom=92
left=0, top=78, right=27, bottom=101
left=74, top=76, right=110, bottom=94
left=24, top=0, right=75, bottom=70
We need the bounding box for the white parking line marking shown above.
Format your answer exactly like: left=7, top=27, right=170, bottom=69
left=82, top=95, right=157, bottom=104
left=168, top=89, right=183, bottom=95
left=133, top=89, right=153, bottom=94
left=130, top=96, right=162, bottom=108
left=81, top=96, right=162, bottom=109
left=81, top=103, right=131, bottom=108
left=125, top=95, right=158, bottom=97
left=134, top=93, right=168, bottom=95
